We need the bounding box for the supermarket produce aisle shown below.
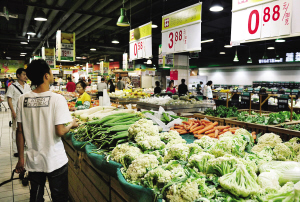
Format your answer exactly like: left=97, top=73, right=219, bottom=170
left=0, top=102, right=51, bottom=202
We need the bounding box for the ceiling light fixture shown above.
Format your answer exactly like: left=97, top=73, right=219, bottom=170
left=76, top=57, right=82, bottom=59
left=117, top=0, right=130, bottom=27
left=34, top=10, right=47, bottom=21
left=90, top=48, right=96, bottom=51
left=20, top=54, right=25, bottom=56
left=267, top=47, right=275, bottom=50
left=210, top=0, right=224, bottom=12
left=151, top=24, right=158, bottom=28
left=233, top=48, right=239, bottom=62
left=27, top=26, right=36, bottom=36
left=6, top=57, right=11, bottom=59
left=275, top=38, right=285, bottom=43
left=219, top=52, right=226, bottom=54
left=147, top=59, right=152, bottom=64
left=111, top=39, right=119, bottom=44
left=109, top=59, right=114, bottom=61
left=20, top=42, right=28, bottom=44
left=247, top=47, right=252, bottom=63
left=224, top=45, right=232, bottom=48
left=201, top=39, right=214, bottom=43
left=21, top=53, right=27, bottom=55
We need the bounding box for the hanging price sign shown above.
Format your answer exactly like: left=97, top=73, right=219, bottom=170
left=42, top=47, right=56, bottom=68
left=129, top=22, right=152, bottom=60
left=161, top=3, right=202, bottom=54
left=231, top=0, right=300, bottom=44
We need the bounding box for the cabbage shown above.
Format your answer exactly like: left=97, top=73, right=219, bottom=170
left=259, top=161, right=300, bottom=185
left=257, top=171, right=280, bottom=192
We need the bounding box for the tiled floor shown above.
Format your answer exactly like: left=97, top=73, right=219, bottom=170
left=0, top=102, right=51, bottom=202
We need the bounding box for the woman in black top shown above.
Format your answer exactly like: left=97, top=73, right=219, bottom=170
left=154, top=81, right=161, bottom=94
left=108, top=79, right=115, bottom=93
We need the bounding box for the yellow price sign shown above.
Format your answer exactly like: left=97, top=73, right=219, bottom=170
left=129, top=22, right=152, bottom=42
left=162, top=3, right=201, bottom=31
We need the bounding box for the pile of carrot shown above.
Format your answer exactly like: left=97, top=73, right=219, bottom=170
left=170, top=119, right=256, bottom=140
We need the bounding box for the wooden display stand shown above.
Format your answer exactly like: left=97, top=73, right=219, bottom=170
left=62, top=137, right=136, bottom=202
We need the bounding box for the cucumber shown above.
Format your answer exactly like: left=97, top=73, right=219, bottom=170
left=163, top=112, right=170, bottom=122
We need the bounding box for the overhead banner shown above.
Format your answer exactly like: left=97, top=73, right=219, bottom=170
left=64, top=70, right=73, bottom=74
left=161, top=3, right=202, bottom=54
left=231, top=0, right=300, bottom=45
left=51, top=68, right=60, bottom=74
left=129, top=22, right=152, bottom=60
left=0, top=60, right=24, bottom=74
left=56, top=30, right=76, bottom=61
left=42, top=47, right=55, bottom=68
left=123, top=53, right=128, bottom=71
left=100, top=61, right=109, bottom=75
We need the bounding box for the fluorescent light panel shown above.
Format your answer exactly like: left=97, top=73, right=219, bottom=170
left=201, top=39, right=214, bottom=43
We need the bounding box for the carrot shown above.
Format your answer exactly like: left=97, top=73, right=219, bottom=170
left=207, top=133, right=215, bottom=137
left=201, top=119, right=211, bottom=123
left=252, top=132, right=256, bottom=140
left=196, top=122, right=218, bottom=134
left=205, top=128, right=216, bottom=134
left=215, top=126, right=230, bottom=130
left=194, top=135, right=204, bottom=139
left=170, top=127, right=174, bottom=130
left=190, top=125, right=205, bottom=132
left=223, top=129, right=229, bottom=132
left=182, top=121, right=190, bottom=125
left=229, top=129, right=237, bottom=134
left=175, top=126, right=184, bottom=129
left=189, top=123, right=199, bottom=131
left=215, top=130, right=219, bottom=138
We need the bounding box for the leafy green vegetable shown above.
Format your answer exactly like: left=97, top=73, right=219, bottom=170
left=204, top=106, right=239, bottom=118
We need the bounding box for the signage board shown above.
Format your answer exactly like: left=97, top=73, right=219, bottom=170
left=42, top=47, right=55, bottom=68
left=123, top=53, right=128, bottom=71
left=64, top=70, right=73, bottom=74
left=231, top=0, right=300, bottom=45
left=56, top=30, right=76, bottom=61
left=161, top=3, right=202, bottom=54
left=51, top=68, right=59, bottom=74
left=129, top=22, right=152, bottom=60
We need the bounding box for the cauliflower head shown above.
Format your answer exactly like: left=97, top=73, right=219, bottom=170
left=164, top=143, right=189, bottom=163
left=187, top=152, right=215, bottom=174
left=111, top=143, right=142, bottom=168
left=257, top=133, right=282, bottom=147
left=257, top=171, right=281, bottom=192
left=125, top=154, right=159, bottom=181
left=143, top=166, right=172, bottom=189
left=166, top=179, right=200, bottom=202
left=128, top=119, right=159, bottom=139
left=188, top=143, right=203, bottom=157
left=159, top=130, right=183, bottom=143
left=194, top=136, right=217, bottom=149
left=136, top=135, right=165, bottom=151
left=273, top=143, right=293, bottom=161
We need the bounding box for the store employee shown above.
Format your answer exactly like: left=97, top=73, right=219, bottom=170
left=71, top=81, right=91, bottom=110
left=97, top=78, right=107, bottom=97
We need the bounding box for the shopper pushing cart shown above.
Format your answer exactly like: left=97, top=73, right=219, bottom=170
left=15, top=59, right=78, bottom=201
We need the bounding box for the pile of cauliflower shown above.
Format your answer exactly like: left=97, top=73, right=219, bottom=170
left=113, top=120, right=300, bottom=202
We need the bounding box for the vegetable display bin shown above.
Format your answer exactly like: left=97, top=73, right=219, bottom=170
left=62, top=137, right=138, bottom=202
left=268, top=121, right=300, bottom=141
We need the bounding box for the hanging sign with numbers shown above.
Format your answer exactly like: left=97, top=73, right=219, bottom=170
left=42, top=47, right=56, bottom=68
left=56, top=30, right=76, bottom=61
left=129, top=22, right=152, bottom=60
left=161, top=3, right=202, bottom=54
left=231, top=0, right=300, bottom=45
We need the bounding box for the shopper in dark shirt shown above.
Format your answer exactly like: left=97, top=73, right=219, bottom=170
left=178, top=79, right=188, bottom=95
left=154, top=81, right=161, bottom=94
left=108, top=79, right=115, bottom=93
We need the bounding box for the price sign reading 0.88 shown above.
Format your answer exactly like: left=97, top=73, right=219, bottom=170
left=231, top=0, right=300, bottom=44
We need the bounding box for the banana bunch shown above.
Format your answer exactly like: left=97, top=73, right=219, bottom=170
left=61, top=33, right=74, bottom=44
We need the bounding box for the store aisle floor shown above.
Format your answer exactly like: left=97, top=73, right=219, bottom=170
left=0, top=103, right=51, bottom=202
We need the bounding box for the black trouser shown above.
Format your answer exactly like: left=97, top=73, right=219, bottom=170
left=97, top=92, right=103, bottom=97
left=28, top=163, right=68, bottom=202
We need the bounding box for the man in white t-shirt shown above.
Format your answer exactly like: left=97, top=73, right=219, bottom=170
left=97, top=78, right=107, bottom=97
left=15, top=59, right=78, bottom=201
left=6, top=68, right=31, bottom=157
